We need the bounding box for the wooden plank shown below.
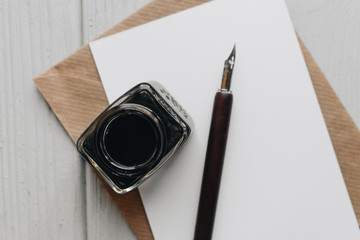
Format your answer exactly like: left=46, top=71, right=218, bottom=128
left=0, top=0, right=86, bottom=239
left=81, top=1, right=150, bottom=239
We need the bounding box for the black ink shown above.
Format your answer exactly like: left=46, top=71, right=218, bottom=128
left=103, top=112, right=158, bottom=167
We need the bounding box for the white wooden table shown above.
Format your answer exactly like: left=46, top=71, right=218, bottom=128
left=1, top=0, right=359, bottom=239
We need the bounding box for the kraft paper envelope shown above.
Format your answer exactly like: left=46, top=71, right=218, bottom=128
left=33, top=0, right=360, bottom=239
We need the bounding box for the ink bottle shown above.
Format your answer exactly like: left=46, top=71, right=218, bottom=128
left=77, top=81, right=193, bottom=194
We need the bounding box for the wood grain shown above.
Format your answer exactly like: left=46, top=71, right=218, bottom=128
left=0, top=0, right=86, bottom=239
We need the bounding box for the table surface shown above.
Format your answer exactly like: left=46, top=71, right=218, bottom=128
left=1, top=0, right=359, bottom=239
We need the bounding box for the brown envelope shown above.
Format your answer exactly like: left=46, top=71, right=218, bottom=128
left=33, top=0, right=360, bottom=239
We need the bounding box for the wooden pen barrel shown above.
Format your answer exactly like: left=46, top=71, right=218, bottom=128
left=194, top=91, right=233, bottom=240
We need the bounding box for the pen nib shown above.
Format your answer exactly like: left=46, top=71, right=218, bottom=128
left=221, top=44, right=236, bottom=91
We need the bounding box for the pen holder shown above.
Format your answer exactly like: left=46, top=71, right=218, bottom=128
left=77, top=81, right=194, bottom=194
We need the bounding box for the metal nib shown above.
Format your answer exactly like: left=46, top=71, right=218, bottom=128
left=221, top=44, right=236, bottom=91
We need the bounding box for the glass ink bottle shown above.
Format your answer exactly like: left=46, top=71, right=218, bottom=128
left=77, top=81, right=193, bottom=194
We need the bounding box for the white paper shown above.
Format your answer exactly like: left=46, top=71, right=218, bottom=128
left=90, top=0, right=360, bottom=239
